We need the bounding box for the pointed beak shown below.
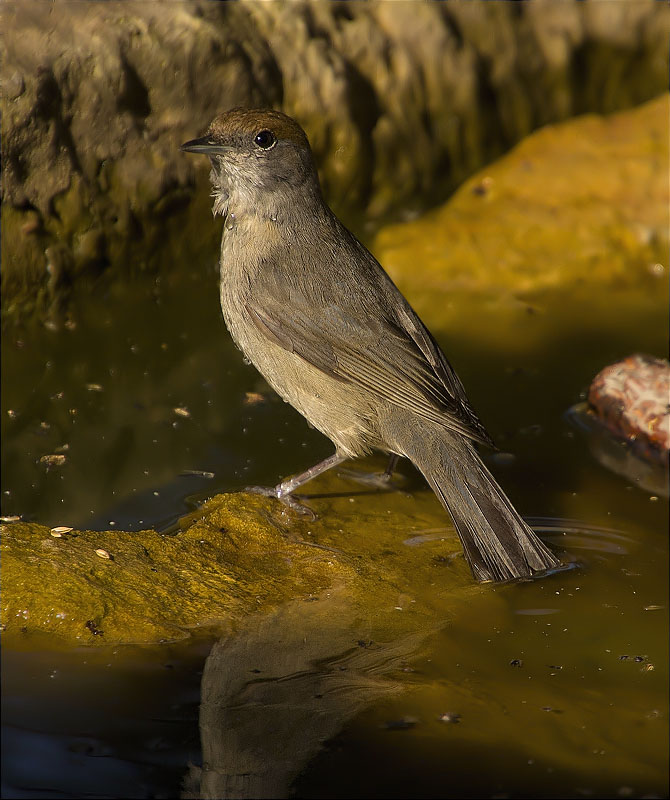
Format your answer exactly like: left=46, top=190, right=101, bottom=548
left=180, top=136, right=232, bottom=155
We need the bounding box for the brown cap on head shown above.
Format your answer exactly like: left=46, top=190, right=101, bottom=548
left=205, top=108, right=311, bottom=149
left=180, top=108, right=320, bottom=194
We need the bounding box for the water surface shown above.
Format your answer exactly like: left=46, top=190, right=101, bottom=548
left=2, top=256, right=667, bottom=798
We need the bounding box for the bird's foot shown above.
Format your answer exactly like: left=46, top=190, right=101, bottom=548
left=244, top=485, right=317, bottom=519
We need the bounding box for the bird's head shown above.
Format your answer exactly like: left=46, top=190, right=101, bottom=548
left=181, top=108, right=321, bottom=217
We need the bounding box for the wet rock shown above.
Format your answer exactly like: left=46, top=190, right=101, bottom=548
left=0, top=480, right=476, bottom=646
left=588, top=355, right=670, bottom=460
left=567, top=354, right=669, bottom=497
left=373, top=95, right=668, bottom=314
left=2, top=0, right=669, bottom=321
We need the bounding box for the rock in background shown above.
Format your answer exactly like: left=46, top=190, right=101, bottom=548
left=2, top=0, right=668, bottom=320
left=373, top=95, right=669, bottom=307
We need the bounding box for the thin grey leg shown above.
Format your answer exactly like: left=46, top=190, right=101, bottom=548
left=275, top=452, right=347, bottom=497
left=246, top=452, right=347, bottom=516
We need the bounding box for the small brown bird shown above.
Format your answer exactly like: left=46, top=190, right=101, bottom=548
left=181, top=109, right=560, bottom=582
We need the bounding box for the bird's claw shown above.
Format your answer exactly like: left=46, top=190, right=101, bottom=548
left=244, top=485, right=317, bottom=519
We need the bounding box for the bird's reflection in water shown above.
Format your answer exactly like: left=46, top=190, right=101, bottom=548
left=182, top=588, right=426, bottom=800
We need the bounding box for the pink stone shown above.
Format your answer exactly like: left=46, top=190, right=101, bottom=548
left=588, top=354, right=670, bottom=461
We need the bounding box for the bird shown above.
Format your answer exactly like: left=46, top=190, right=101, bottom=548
left=181, top=108, right=560, bottom=582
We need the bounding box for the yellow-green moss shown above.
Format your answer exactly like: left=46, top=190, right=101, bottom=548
left=374, top=95, right=669, bottom=319
left=1, top=479, right=478, bottom=647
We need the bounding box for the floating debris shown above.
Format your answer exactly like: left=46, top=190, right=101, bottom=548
left=180, top=469, right=215, bottom=479
left=39, top=454, right=66, bottom=468
left=438, top=712, right=461, bottom=724
left=173, top=406, right=191, bottom=418
left=244, top=391, right=266, bottom=405
left=85, top=383, right=104, bottom=392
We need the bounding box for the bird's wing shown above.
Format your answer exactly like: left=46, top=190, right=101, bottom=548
left=244, top=278, right=493, bottom=447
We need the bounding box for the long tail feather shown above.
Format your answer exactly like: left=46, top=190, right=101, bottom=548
left=402, top=428, right=560, bottom=582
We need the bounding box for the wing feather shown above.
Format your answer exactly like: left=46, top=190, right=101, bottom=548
left=246, top=294, right=493, bottom=447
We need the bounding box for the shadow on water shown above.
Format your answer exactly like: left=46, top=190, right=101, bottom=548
left=2, top=263, right=668, bottom=798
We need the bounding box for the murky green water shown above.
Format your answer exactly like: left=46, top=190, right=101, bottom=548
left=2, top=253, right=668, bottom=798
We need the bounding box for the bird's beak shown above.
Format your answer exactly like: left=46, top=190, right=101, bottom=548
left=180, top=136, right=232, bottom=155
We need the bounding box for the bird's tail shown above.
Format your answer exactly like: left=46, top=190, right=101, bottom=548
left=400, top=427, right=560, bottom=582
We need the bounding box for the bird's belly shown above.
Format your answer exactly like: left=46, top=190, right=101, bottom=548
left=221, top=296, right=379, bottom=458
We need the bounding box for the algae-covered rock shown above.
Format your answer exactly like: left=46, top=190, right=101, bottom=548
left=1, top=476, right=478, bottom=646
left=374, top=95, right=669, bottom=315
left=2, top=0, right=669, bottom=322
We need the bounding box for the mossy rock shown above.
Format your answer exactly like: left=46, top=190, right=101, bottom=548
left=374, top=94, right=668, bottom=316
left=1, top=476, right=479, bottom=647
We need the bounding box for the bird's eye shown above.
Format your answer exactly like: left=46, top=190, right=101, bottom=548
left=253, top=129, right=277, bottom=150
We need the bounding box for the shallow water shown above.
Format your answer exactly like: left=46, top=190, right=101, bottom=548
left=2, top=257, right=668, bottom=798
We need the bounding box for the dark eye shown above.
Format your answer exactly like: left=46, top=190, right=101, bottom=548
left=253, top=129, right=277, bottom=149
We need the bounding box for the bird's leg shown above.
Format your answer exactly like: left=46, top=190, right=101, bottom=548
left=246, top=452, right=347, bottom=516
left=381, top=454, right=400, bottom=481
left=337, top=453, right=403, bottom=489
